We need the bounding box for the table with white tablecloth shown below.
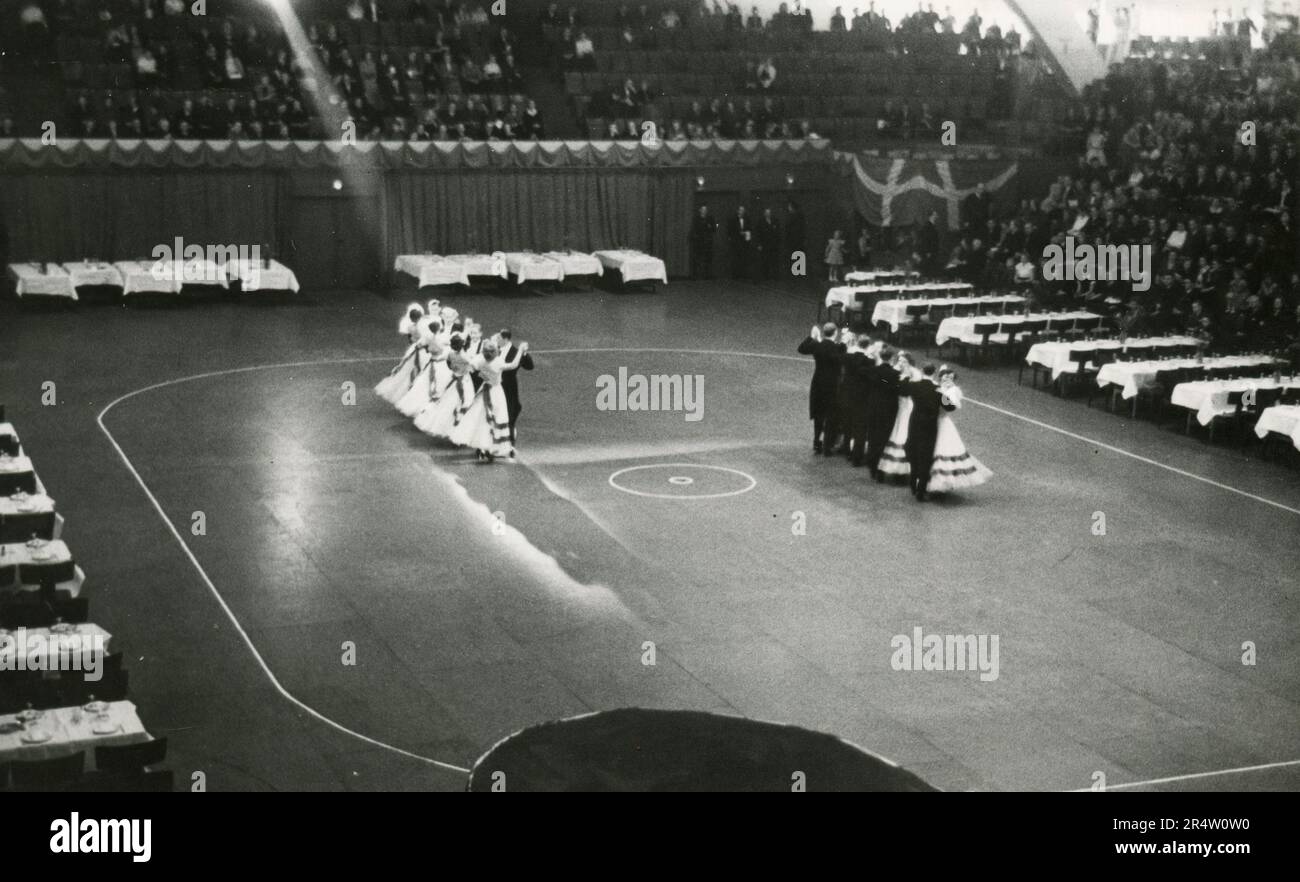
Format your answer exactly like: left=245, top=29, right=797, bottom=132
left=393, top=254, right=472, bottom=287
left=0, top=701, right=150, bottom=763
left=1098, top=355, right=1284, bottom=401
left=829, top=282, right=977, bottom=313
left=0, top=623, right=113, bottom=665
left=445, top=253, right=510, bottom=279
left=1255, top=405, right=1300, bottom=451
left=543, top=251, right=604, bottom=277
left=504, top=253, right=564, bottom=284
left=62, top=261, right=126, bottom=291
left=112, top=260, right=182, bottom=297
left=224, top=258, right=300, bottom=293
left=867, top=292, right=1018, bottom=332
left=1170, top=375, right=1300, bottom=426
left=8, top=263, right=78, bottom=300
left=0, top=539, right=84, bottom=596
left=844, top=270, right=919, bottom=284
left=935, top=310, right=1101, bottom=346
left=593, top=250, right=668, bottom=284
left=1024, top=336, right=1202, bottom=381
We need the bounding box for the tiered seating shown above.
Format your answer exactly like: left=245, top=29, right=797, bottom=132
left=0, top=405, right=170, bottom=792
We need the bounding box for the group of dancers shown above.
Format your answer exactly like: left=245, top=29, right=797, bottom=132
left=798, top=322, right=992, bottom=501
left=375, top=300, right=533, bottom=461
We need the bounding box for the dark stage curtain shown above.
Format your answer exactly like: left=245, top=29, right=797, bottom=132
left=0, top=171, right=285, bottom=262
left=381, top=171, right=694, bottom=276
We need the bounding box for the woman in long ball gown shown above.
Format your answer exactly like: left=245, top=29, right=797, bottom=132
left=877, top=351, right=918, bottom=478
left=927, top=366, right=993, bottom=493
left=375, top=303, right=427, bottom=405
left=414, top=334, right=474, bottom=439
left=395, top=316, right=448, bottom=417
left=448, top=338, right=528, bottom=460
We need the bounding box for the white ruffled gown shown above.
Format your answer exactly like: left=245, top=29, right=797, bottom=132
left=927, top=386, right=993, bottom=492
left=414, top=352, right=474, bottom=439
left=878, top=394, right=913, bottom=477
left=448, top=350, right=522, bottom=458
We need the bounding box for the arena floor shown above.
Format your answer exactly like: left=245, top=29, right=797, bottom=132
left=4, top=279, right=1298, bottom=792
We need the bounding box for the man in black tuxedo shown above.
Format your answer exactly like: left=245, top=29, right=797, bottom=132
left=727, top=205, right=755, bottom=281
left=837, top=334, right=874, bottom=465
left=797, top=323, right=846, bottom=454
left=915, top=210, right=941, bottom=275
left=758, top=207, right=782, bottom=280
left=864, top=342, right=900, bottom=480
left=783, top=199, right=806, bottom=259
left=690, top=204, right=718, bottom=279
left=899, top=362, right=954, bottom=501
left=497, top=329, right=534, bottom=446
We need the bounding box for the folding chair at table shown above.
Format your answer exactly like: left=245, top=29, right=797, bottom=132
left=1135, top=367, right=1184, bottom=424
left=1242, top=387, right=1281, bottom=452
left=962, top=320, right=1009, bottom=369
left=0, top=511, right=57, bottom=543
left=1058, top=347, right=1098, bottom=397
left=0, top=473, right=38, bottom=496
left=898, top=303, right=933, bottom=351
left=96, top=737, right=169, bottom=775
left=1015, top=320, right=1052, bottom=386
left=17, top=559, right=76, bottom=604
left=1204, top=390, right=1247, bottom=445
left=1085, top=350, right=1116, bottom=407
left=9, top=752, right=86, bottom=793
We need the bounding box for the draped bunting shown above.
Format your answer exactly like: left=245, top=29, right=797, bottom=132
left=0, top=137, right=832, bottom=170
left=833, top=152, right=1020, bottom=229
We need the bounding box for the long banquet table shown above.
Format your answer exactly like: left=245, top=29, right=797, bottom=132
left=844, top=269, right=919, bottom=284
left=504, top=252, right=565, bottom=284
left=1025, top=336, right=1202, bottom=381
left=543, top=250, right=604, bottom=277
left=1170, top=375, right=1300, bottom=426
left=0, top=539, right=84, bottom=596
left=829, top=281, right=976, bottom=313
left=394, top=254, right=472, bottom=287
left=0, top=701, right=151, bottom=763
left=8, top=263, right=77, bottom=300
left=224, top=258, right=300, bottom=293
left=1255, top=404, right=1300, bottom=451
left=1098, top=355, right=1285, bottom=401
left=935, top=310, right=1100, bottom=346
left=592, top=249, right=668, bottom=284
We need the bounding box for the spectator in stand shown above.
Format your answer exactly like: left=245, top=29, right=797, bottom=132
left=756, top=57, right=777, bottom=90
left=573, top=30, right=596, bottom=70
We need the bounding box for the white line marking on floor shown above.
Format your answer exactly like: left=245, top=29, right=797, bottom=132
left=94, top=348, right=1300, bottom=784
left=97, top=363, right=472, bottom=778
left=966, top=396, right=1300, bottom=517
left=1067, top=757, right=1300, bottom=791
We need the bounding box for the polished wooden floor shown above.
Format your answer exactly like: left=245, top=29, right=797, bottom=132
left=3, top=279, right=1298, bottom=791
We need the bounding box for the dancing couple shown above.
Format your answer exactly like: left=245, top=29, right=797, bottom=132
left=799, top=323, right=991, bottom=501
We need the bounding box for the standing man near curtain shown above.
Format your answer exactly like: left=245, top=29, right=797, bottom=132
left=783, top=199, right=806, bottom=265
left=497, top=328, right=534, bottom=447
left=758, top=206, right=782, bottom=280
left=727, top=205, right=754, bottom=281
left=690, top=204, right=718, bottom=279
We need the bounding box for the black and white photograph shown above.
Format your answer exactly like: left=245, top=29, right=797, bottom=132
left=0, top=0, right=1296, bottom=849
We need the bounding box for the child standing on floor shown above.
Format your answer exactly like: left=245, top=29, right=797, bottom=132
left=825, top=229, right=846, bottom=282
